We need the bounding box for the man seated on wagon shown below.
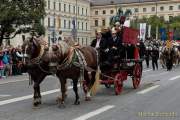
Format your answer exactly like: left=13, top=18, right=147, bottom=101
left=90, top=29, right=109, bottom=70
left=106, top=28, right=121, bottom=64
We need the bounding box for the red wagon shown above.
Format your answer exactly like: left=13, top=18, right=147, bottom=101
left=99, top=27, right=142, bottom=95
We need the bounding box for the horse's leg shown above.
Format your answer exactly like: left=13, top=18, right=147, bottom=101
left=33, top=75, right=45, bottom=106
left=73, top=79, right=80, bottom=105
left=58, top=78, right=67, bottom=107
left=33, top=82, right=41, bottom=106
left=83, top=71, right=91, bottom=101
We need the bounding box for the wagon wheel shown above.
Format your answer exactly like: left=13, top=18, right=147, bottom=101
left=132, top=63, right=142, bottom=89
left=114, top=73, right=123, bottom=95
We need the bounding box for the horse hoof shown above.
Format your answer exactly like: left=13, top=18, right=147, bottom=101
left=74, top=101, right=80, bottom=105
left=58, top=104, right=66, bottom=108
left=85, top=97, right=91, bottom=101
left=33, top=102, right=39, bottom=107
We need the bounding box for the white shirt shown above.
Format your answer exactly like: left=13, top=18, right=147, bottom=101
left=95, top=39, right=101, bottom=48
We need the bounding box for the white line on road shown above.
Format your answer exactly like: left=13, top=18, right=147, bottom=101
left=0, top=79, right=28, bottom=85
left=143, top=69, right=152, bottom=73
left=73, top=105, right=115, bottom=120
left=0, top=86, right=73, bottom=106
left=169, top=75, right=180, bottom=81
left=137, top=85, right=160, bottom=94
left=0, top=95, right=11, bottom=98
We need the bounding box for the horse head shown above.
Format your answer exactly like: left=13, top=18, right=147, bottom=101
left=21, top=37, right=39, bottom=58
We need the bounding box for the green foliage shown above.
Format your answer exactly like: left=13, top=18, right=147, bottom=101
left=0, top=0, right=46, bottom=45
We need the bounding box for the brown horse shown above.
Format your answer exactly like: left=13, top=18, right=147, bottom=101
left=21, top=37, right=98, bottom=107
left=48, top=40, right=99, bottom=106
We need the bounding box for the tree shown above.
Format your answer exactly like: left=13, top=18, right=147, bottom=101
left=147, top=15, right=165, bottom=38
left=0, top=0, right=46, bottom=46
left=109, top=7, right=132, bottom=27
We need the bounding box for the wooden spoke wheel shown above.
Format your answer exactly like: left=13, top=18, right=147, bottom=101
left=114, top=73, right=123, bottom=95
left=132, top=63, right=142, bottom=89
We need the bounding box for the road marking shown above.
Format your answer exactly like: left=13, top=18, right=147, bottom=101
left=73, top=105, right=115, bottom=120
left=137, top=85, right=160, bottom=94
left=169, top=75, right=180, bottom=81
left=0, top=79, right=28, bottom=85
left=0, top=95, right=11, bottom=98
left=143, top=69, right=152, bottom=73
left=0, top=86, right=73, bottom=106
left=147, top=72, right=168, bottom=77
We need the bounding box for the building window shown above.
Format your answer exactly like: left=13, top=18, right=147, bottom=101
left=110, top=10, right=114, bottom=14
left=59, top=3, right=61, bottom=11
left=95, top=11, right=98, bottom=15
left=54, top=17, right=56, bottom=27
left=160, top=6, right=164, bottom=11
left=48, top=0, right=50, bottom=9
left=58, top=18, right=61, bottom=28
left=95, top=20, right=98, bottom=26
left=152, top=7, right=155, bottom=12
left=160, top=16, right=164, bottom=20
left=82, top=8, right=84, bottom=15
left=73, top=6, right=76, bottom=14
left=135, top=8, right=138, bottom=13
left=169, top=6, right=173, bottom=10
left=69, top=5, right=71, bottom=13
left=82, top=38, right=84, bottom=45
left=86, top=37, right=88, bottom=45
left=78, top=7, right=80, bottom=15
left=143, top=8, right=147, bottom=12
left=102, top=10, right=106, bottom=14
left=169, top=16, right=173, bottom=21
left=64, top=4, right=66, bottom=12
left=86, top=9, right=88, bottom=16
left=86, top=22, right=87, bottom=30
left=48, top=17, right=50, bottom=27
left=102, top=19, right=105, bottom=26
left=82, top=22, right=84, bottom=30
left=69, top=20, right=71, bottom=29
left=54, top=2, right=56, bottom=10
left=78, top=21, right=80, bottom=29
left=64, top=20, right=66, bottom=28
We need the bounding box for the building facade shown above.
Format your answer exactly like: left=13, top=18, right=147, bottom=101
left=44, top=0, right=91, bottom=46
left=10, top=0, right=91, bottom=47
left=90, top=0, right=180, bottom=38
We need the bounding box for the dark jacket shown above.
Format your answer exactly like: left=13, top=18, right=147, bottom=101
left=91, top=38, right=108, bottom=50
left=108, top=36, right=121, bottom=49
left=151, top=49, right=159, bottom=60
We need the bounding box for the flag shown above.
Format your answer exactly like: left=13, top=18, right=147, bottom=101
left=71, top=17, right=77, bottom=40
left=140, top=23, right=146, bottom=41
left=148, top=25, right=151, bottom=38
left=160, top=28, right=166, bottom=41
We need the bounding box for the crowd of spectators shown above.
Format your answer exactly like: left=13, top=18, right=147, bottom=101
left=0, top=45, right=25, bottom=79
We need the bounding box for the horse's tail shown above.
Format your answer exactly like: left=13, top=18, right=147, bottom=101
left=90, top=49, right=100, bottom=95
left=90, top=67, right=100, bottom=96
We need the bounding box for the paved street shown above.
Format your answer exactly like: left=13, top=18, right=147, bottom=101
left=0, top=62, right=180, bottom=120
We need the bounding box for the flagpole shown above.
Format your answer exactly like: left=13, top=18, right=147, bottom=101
left=76, top=0, right=78, bottom=42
